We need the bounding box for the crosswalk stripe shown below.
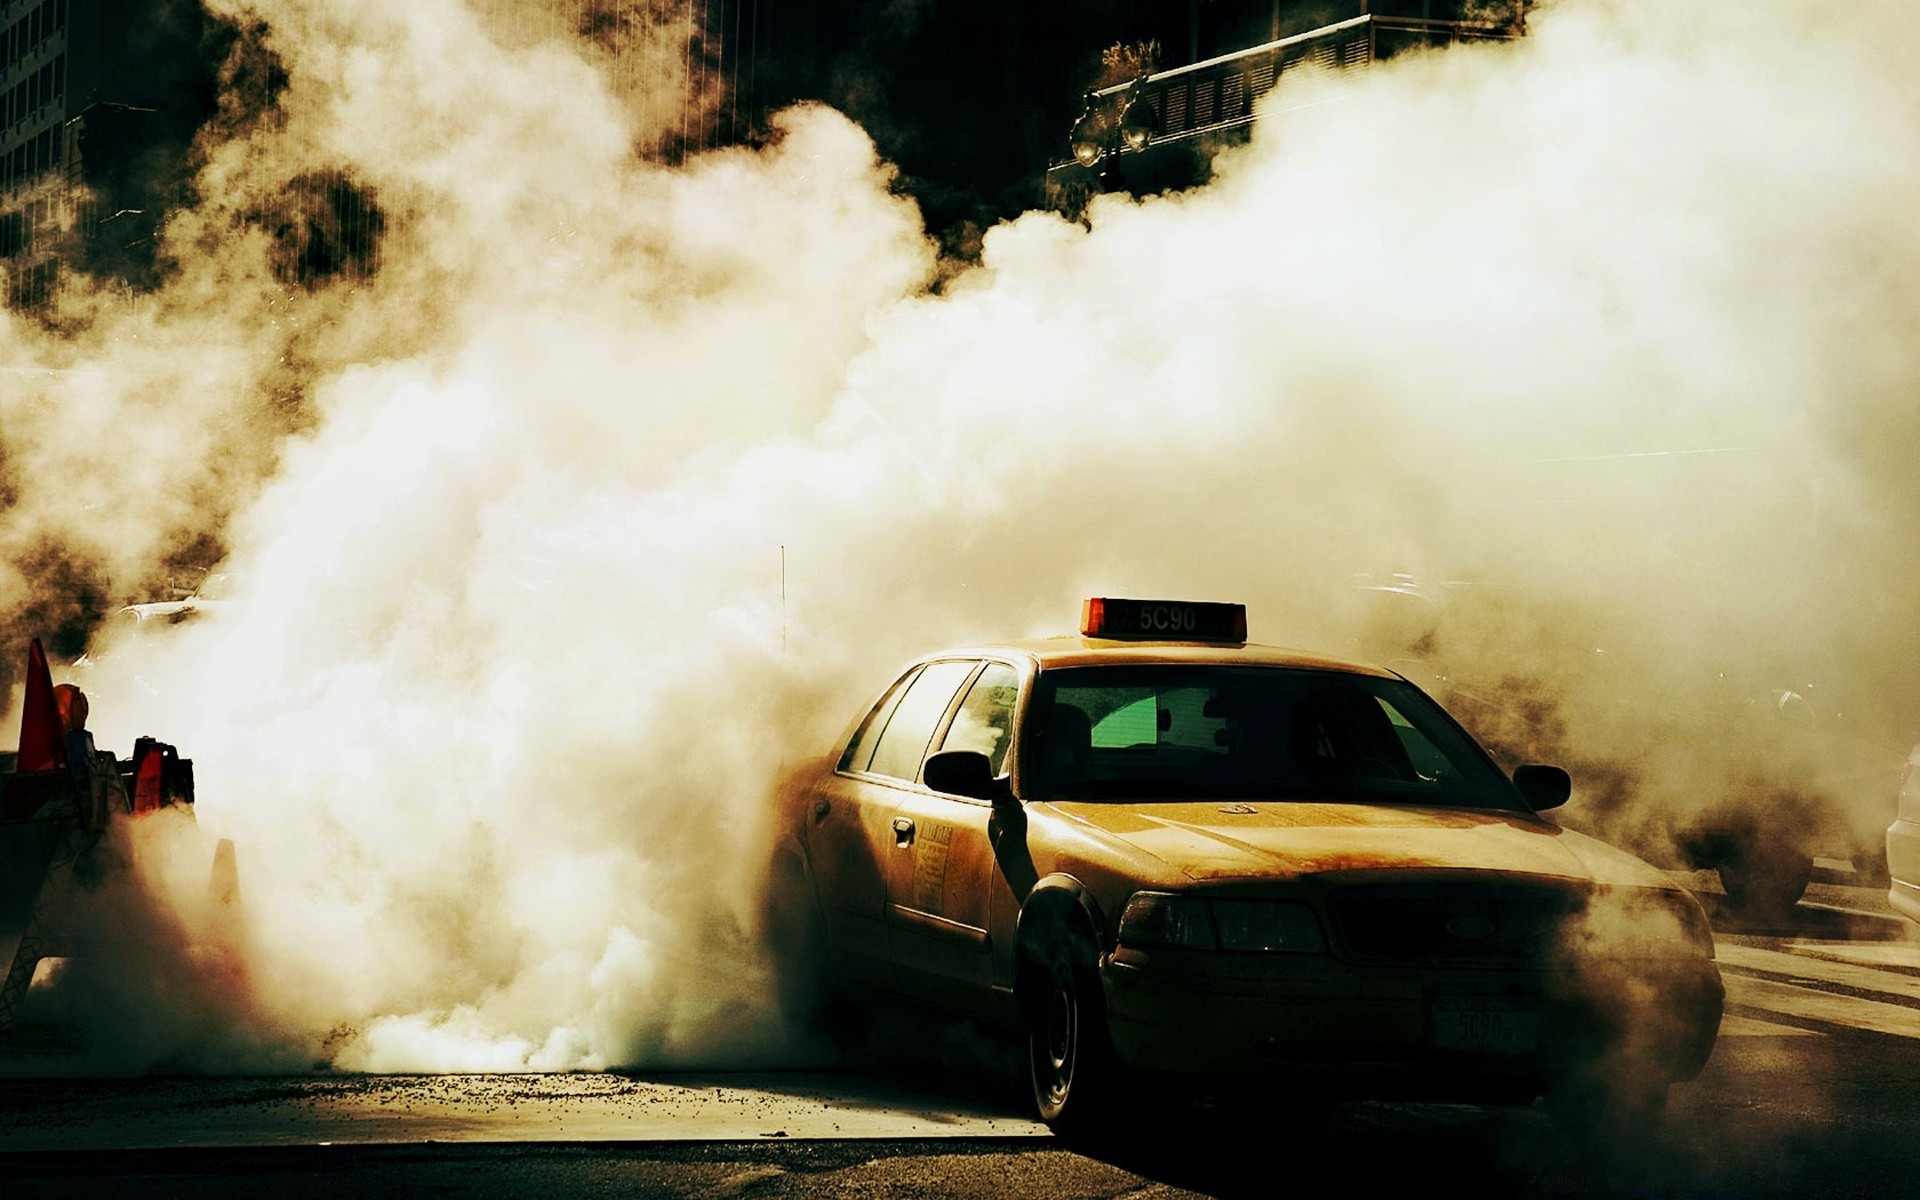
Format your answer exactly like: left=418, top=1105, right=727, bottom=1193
left=1723, top=974, right=1920, bottom=1040
left=1717, top=942, right=1920, bottom=1006
left=1716, top=1013, right=1820, bottom=1038
left=1780, top=941, right=1920, bottom=974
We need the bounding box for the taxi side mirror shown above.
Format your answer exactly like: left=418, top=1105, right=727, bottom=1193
left=924, top=750, right=1013, bottom=807
left=1513, top=764, right=1571, bottom=812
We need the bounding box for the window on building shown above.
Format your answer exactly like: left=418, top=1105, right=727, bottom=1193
left=13, top=257, right=57, bottom=308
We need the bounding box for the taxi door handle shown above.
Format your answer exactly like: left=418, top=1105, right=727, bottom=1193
left=892, top=817, right=916, bottom=847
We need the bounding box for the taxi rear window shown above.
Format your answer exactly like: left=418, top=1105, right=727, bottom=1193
left=1025, top=665, right=1519, bottom=808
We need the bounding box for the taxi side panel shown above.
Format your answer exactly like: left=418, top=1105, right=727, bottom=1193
left=811, top=658, right=983, bottom=998
left=886, top=791, right=1000, bottom=1008
left=809, top=772, right=897, bottom=991
left=885, top=659, right=1024, bottom=1016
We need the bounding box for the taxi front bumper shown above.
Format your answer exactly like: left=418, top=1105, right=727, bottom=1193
left=1101, top=949, right=1724, bottom=1097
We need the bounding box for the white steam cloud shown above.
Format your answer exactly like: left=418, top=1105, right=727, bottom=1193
left=4, top=0, right=1917, bottom=1069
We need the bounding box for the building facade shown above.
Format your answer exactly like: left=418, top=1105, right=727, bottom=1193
left=0, top=0, right=74, bottom=306
left=0, top=0, right=221, bottom=307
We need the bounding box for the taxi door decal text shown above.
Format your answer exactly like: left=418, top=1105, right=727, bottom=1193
left=911, top=821, right=953, bottom=911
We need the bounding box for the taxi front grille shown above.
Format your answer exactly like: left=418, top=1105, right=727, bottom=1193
left=1328, top=880, right=1587, bottom=966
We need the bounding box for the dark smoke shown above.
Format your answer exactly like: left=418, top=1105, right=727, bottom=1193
left=252, top=170, right=386, bottom=288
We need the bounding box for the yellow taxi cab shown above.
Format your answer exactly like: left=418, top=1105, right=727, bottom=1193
left=768, top=599, right=1724, bottom=1135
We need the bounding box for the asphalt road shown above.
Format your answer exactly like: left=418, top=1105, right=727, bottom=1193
left=3, top=881, right=1918, bottom=1199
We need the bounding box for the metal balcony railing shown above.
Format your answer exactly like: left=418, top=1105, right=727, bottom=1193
left=1055, top=13, right=1517, bottom=171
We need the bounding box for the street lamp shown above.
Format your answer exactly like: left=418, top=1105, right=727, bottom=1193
left=1068, top=93, right=1110, bottom=167
left=1067, top=80, right=1159, bottom=192
left=1120, top=87, right=1159, bottom=151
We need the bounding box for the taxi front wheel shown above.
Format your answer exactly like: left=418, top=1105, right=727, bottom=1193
left=1028, top=955, right=1119, bottom=1131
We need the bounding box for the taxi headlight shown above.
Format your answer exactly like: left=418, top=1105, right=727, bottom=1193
left=1118, top=892, right=1215, bottom=949
left=1117, top=893, right=1325, bottom=953
left=1572, top=889, right=1716, bottom=960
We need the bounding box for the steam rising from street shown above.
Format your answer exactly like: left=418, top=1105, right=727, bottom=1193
left=3, top=0, right=1918, bottom=1068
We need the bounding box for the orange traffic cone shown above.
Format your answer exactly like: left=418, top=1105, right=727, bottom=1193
left=16, top=639, right=65, bottom=772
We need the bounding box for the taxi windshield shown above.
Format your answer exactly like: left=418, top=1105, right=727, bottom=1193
left=1025, top=665, right=1519, bottom=809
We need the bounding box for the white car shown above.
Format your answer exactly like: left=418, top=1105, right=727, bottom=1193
left=117, top=572, right=231, bottom=629
left=1885, top=745, right=1920, bottom=923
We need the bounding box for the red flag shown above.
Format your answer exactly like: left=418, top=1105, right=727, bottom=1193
left=16, top=638, right=65, bottom=772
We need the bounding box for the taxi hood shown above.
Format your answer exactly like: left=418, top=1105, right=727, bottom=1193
left=1045, top=800, right=1673, bottom=889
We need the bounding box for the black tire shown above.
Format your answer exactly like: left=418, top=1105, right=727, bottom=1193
left=1028, top=952, right=1118, bottom=1133
left=1717, top=841, right=1813, bottom=919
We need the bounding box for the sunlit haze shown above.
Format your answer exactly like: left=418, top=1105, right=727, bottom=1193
left=2, top=0, right=1916, bottom=1070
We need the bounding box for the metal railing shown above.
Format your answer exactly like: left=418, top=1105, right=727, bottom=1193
left=1056, top=13, right=1517, bottom=171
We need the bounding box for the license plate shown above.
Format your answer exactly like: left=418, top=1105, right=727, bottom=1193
left=1430, top=994, right=1541, bottom=1056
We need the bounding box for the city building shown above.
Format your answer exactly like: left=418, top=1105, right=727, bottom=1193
left=0, top=0, right=222, bottom=307
left=0, top=0, right=75, bottom=306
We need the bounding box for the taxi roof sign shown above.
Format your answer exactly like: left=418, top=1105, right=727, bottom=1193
left=1082, top=598, right=1248, bottom=644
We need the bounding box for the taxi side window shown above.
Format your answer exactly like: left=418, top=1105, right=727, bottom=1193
left=839, top=668, right=921, bottom=773
left=865, top=660, right=978, bottom=782
left=934, top=662, right=1019, bottom=776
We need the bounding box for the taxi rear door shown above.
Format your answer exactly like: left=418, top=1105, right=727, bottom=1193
left=810, top=659, right=977, bottom=994
left=884, top=661, right=1020, bottom=1012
